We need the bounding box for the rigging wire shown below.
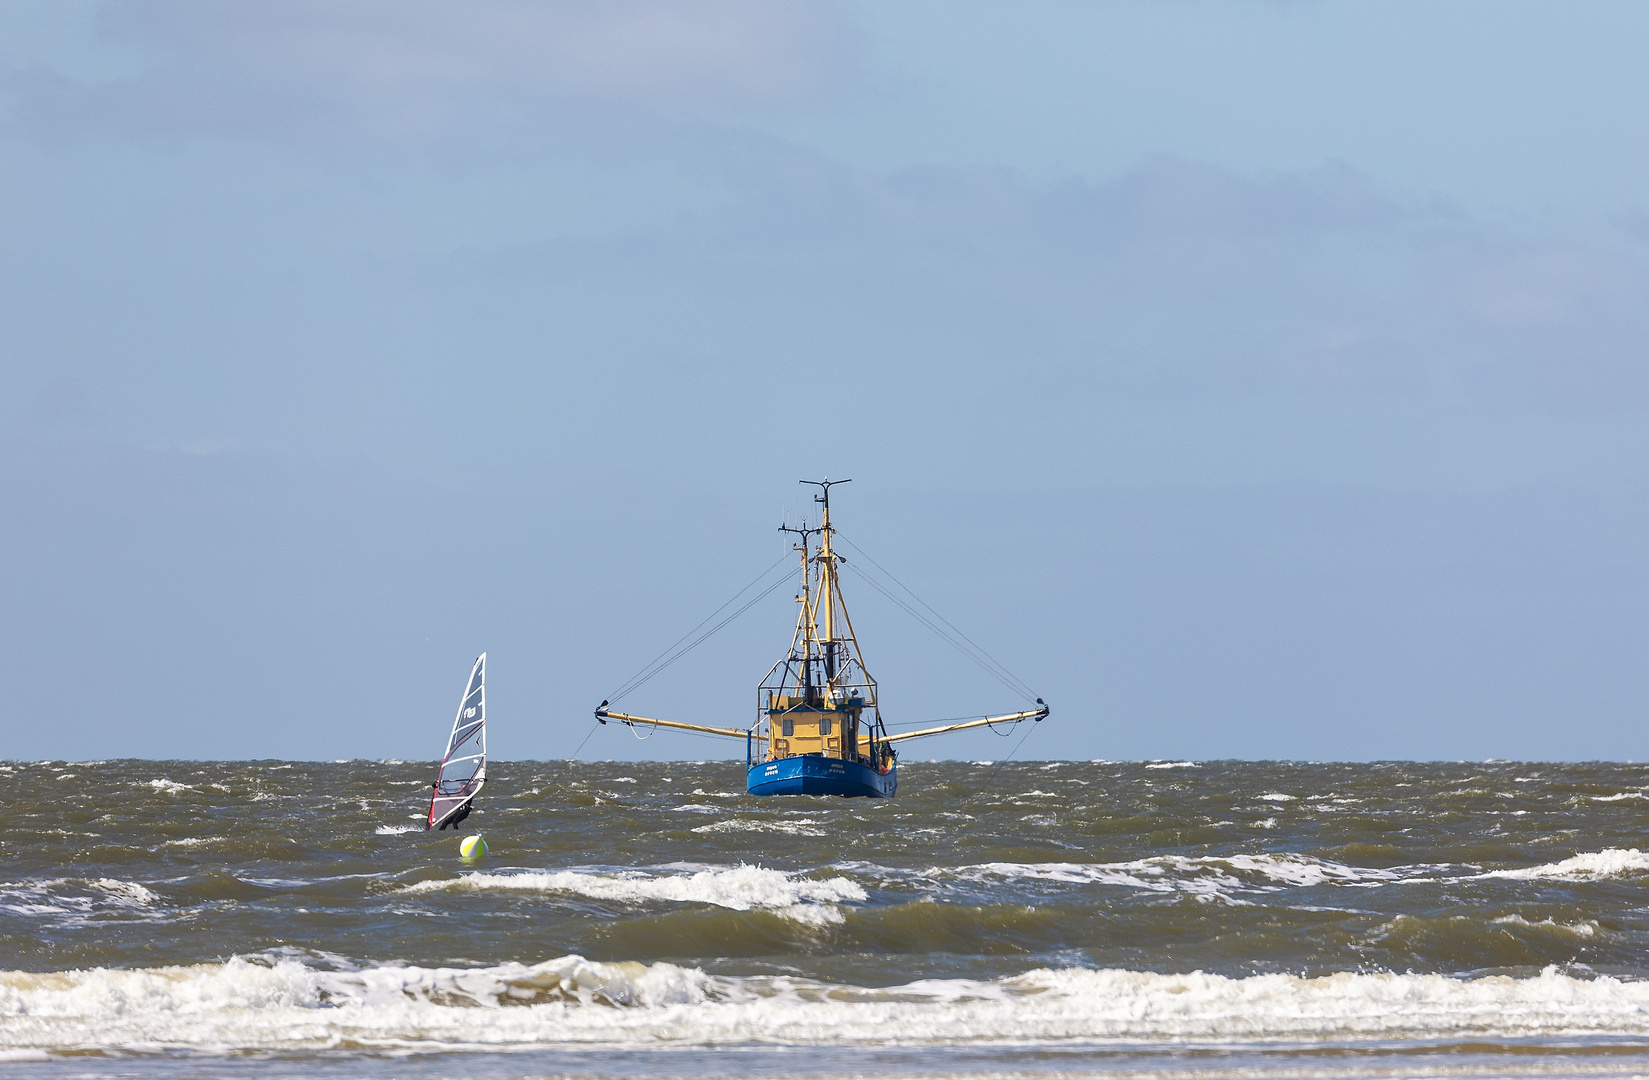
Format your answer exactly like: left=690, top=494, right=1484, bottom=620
left=610, top=723, right=748, bottom=745
left=984, top=721, right=1039, bottom=791
left=884, top=713, right=1032, bottom=735
left=568, top=721, right=599, bottom=761
left=835, top=531, right=1038, bottom=702
left=886, top=713, right=993, bottom=728
left=985, top=715, right=1020, bottom=737
left=609, top=570, right=794, bottom=707
left=837, top=555, right=1037, bottom=704
left=606, top=553, right=794, bottom=706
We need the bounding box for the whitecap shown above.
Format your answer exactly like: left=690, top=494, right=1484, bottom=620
left=8, top=960, right=1649, bottom=1052
left=92, top=879, right=158, bottom=906
left=940, top=853, right=1401, bottom=898
left=775, top=903, right=846, bottom=927
left=1479, top=848, right=1649, bottom=881
left=400, top=864, right=866, bottom=910
left=692, top=819, right=825, bottom=837
left=1491, top=914, right=1598, bottom=938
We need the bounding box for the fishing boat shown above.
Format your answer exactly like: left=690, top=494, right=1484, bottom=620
left=428, top=653, right=487, bottom=829
left=596, top=481, right=1047, bottom=797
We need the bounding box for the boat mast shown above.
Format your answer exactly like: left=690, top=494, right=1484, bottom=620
left=778, top=520, right=815, bottom=701
left=802, top=478, right=851, bottom=699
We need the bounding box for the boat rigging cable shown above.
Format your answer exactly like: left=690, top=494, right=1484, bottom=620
left=833, top=531, right=1039, bottom=705
left=985, top=721, right=1041, bottom=790
left=604, top=553, right=796, bottom=708
left=567, top=721, right=599, bottom=760
left=884, top=712, right=1021, bottom=732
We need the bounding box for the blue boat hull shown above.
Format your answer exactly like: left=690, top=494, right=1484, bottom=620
left=746, top=754, right=896, bottom=798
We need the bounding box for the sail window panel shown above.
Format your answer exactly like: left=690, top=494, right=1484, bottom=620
left=440, top=756, right=481, bottom=778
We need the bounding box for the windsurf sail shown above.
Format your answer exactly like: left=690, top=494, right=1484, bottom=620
left=428, top=653, right=487, bottom=830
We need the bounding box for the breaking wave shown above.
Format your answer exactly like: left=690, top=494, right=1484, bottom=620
left=0, top=878, right=160, bottom=920
left=1490, top=914, right=1599, bottom=938
left=692, top=818, right=825, bottom=837
left=91, top=879, right=158, bottom=906
left=401, top=864, right=866, bottom=910
left=7, top=958, right=1649, bottom=1055
left=938, top=853, right=1403, bottom=897
left=1480, top=848, right=1649, bottom=881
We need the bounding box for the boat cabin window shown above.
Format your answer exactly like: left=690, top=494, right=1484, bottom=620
left=782, top=717, right=794, bottom=737
left=819, top=716, right=832, bottom=736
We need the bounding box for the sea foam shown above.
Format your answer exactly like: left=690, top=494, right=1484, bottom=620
left=401, top=864, right=865, bottom=910
left=941, top=853, right=1401, bottom=897
left=6, top=959, right=1649, bottom=1054
left=1480, top=848, right=1649, bottom=881
left=692, top=819, right=825, bottom=837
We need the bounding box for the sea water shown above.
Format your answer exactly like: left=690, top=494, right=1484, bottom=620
left=5, top=759, right=1649, bottom=1079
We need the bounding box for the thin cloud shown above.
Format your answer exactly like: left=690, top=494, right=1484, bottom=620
left=6, top=0, right=856, bottom=141
left=485, top=152, right=1649, bottom=411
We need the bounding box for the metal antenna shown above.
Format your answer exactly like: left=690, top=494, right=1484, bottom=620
left=799, top=477, right=851, bottom=514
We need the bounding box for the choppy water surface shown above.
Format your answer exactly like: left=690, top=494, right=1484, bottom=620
left=5, top=759, right=1649, bottom=1079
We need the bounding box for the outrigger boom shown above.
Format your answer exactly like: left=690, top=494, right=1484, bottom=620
left=594, top=705, right=752, bottom=741
left=880, top=702, right=1048, bottom=744
left=593, top=479, right=1049, bottom=797
left=593, top=703, right=1048, bottom=747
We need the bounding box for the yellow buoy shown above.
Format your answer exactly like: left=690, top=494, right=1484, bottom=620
left=459, top=834, right=488, bottom=859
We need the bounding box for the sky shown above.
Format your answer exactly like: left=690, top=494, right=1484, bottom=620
left=3, top=0, right=1648, bottom=762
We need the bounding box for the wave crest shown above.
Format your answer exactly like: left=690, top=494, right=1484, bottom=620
left=1481, top=848, right=1649, bottom=881
left=7, top=960, right=1649, bottom=1053
left=401, top=864, right=866, bottom=910
left=940, top=853, right=1401, bottom=897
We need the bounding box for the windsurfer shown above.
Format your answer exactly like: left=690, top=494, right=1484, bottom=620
left=435, top=794, right=472, bottom=830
